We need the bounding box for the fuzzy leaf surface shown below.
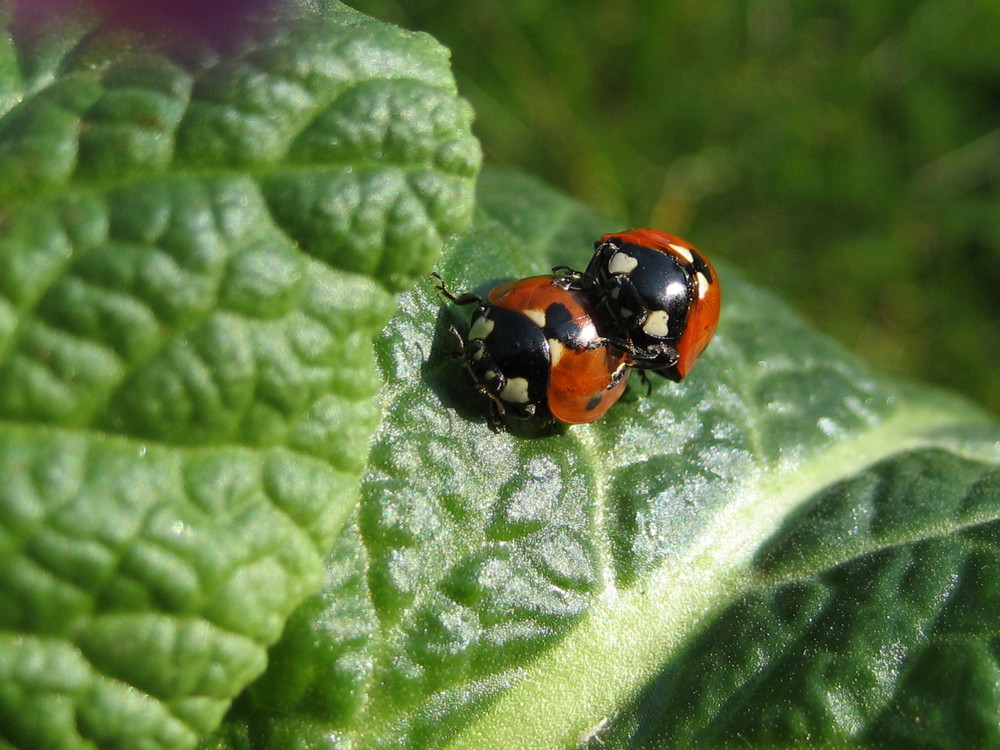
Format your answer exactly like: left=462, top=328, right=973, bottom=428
left=0, top=3, right=479, bottom=749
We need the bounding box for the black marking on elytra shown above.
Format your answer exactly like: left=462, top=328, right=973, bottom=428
left=585, top=392, right=604, bottom=411
left=544, top=301, right=573, bottom=328
left=543, top=301, right=594, bottom=350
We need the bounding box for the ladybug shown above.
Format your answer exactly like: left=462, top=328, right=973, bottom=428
left=567, top=228, right=720, bottom=381
left=434, top=274, right=631, bottom=424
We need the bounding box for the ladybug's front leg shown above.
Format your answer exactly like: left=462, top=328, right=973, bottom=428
left=552, top=265, right=596, bottom=292
left=618, top=339, right=680, bottom=370
left=431, top=272, right=484, bottom=307
left=607, top=359, right=632, bottom=390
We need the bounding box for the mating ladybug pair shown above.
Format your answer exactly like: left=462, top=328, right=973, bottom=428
left=435, top=229, right=721, bottom=424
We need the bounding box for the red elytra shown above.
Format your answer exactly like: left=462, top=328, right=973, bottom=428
left=488, top=275, right=630, bottom=424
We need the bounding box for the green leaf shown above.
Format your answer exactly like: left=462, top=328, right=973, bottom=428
left=0, top=3, right=479, bottom=749
left=209, top=170, right=1000, bottom=750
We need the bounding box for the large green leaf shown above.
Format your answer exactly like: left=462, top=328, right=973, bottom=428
left=210, top=170, right=1000, bottom=750
left=0, top=3, right=479, bottom=749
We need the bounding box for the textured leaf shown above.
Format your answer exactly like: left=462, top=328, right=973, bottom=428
left=0, top=3, right=479, bottom=749
left=209, top=170, right=1000, bottom=750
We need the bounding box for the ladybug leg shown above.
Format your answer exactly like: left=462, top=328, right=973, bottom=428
left=441, top=324, right=466, bottom=359
left=476, top=385, right=507, bottom=427
left=601, top=334, right=653, bottom=362
left=638, top=369, right=653, bottom=397
left=552, top=264, right=581, bottom=276
left=431, top=272, right=483, bottom=307
left=647, top=342, right=681, bottom=369
left=622, top=340, right=680, bottom=369
left=607, top=360, right=631, bottom=390
left=552, top=266, right=596, bottom=291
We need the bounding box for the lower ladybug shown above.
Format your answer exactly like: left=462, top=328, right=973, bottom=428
left=434, top=274, right=631, bottom=424
left=565, top=228, right=720, bottom=381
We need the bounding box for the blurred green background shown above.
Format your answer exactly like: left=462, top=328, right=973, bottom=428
left=350, top=0, right=1000, bottom=415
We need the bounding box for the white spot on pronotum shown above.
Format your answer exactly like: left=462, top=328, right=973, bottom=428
left=471, top=348, right=484, bottom=361
left=619, top=308, right=634, bottom=319
left=500, top=377, right=531, bottom=403
left=668, top=242, right=695, bottom=263
left=610, top=286, right=621, bottom=299
left=608, top=251, right=639, bottom=275
left=695, top=271, right=710, bottom=299
left=484, top=370, right=498, bottom=381
left=522, top=308, right=547, bottom=328
left=642, top=309, right=671, bottom=337
left=548, top=338, right=566, bottom=367
left=469, top=316, right=495, bottom=341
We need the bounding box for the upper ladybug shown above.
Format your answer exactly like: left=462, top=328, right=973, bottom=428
left=573, top=228, right=721, bottom=381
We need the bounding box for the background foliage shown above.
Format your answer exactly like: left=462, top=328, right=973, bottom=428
left=349, top=0, right=1000, bottom=414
